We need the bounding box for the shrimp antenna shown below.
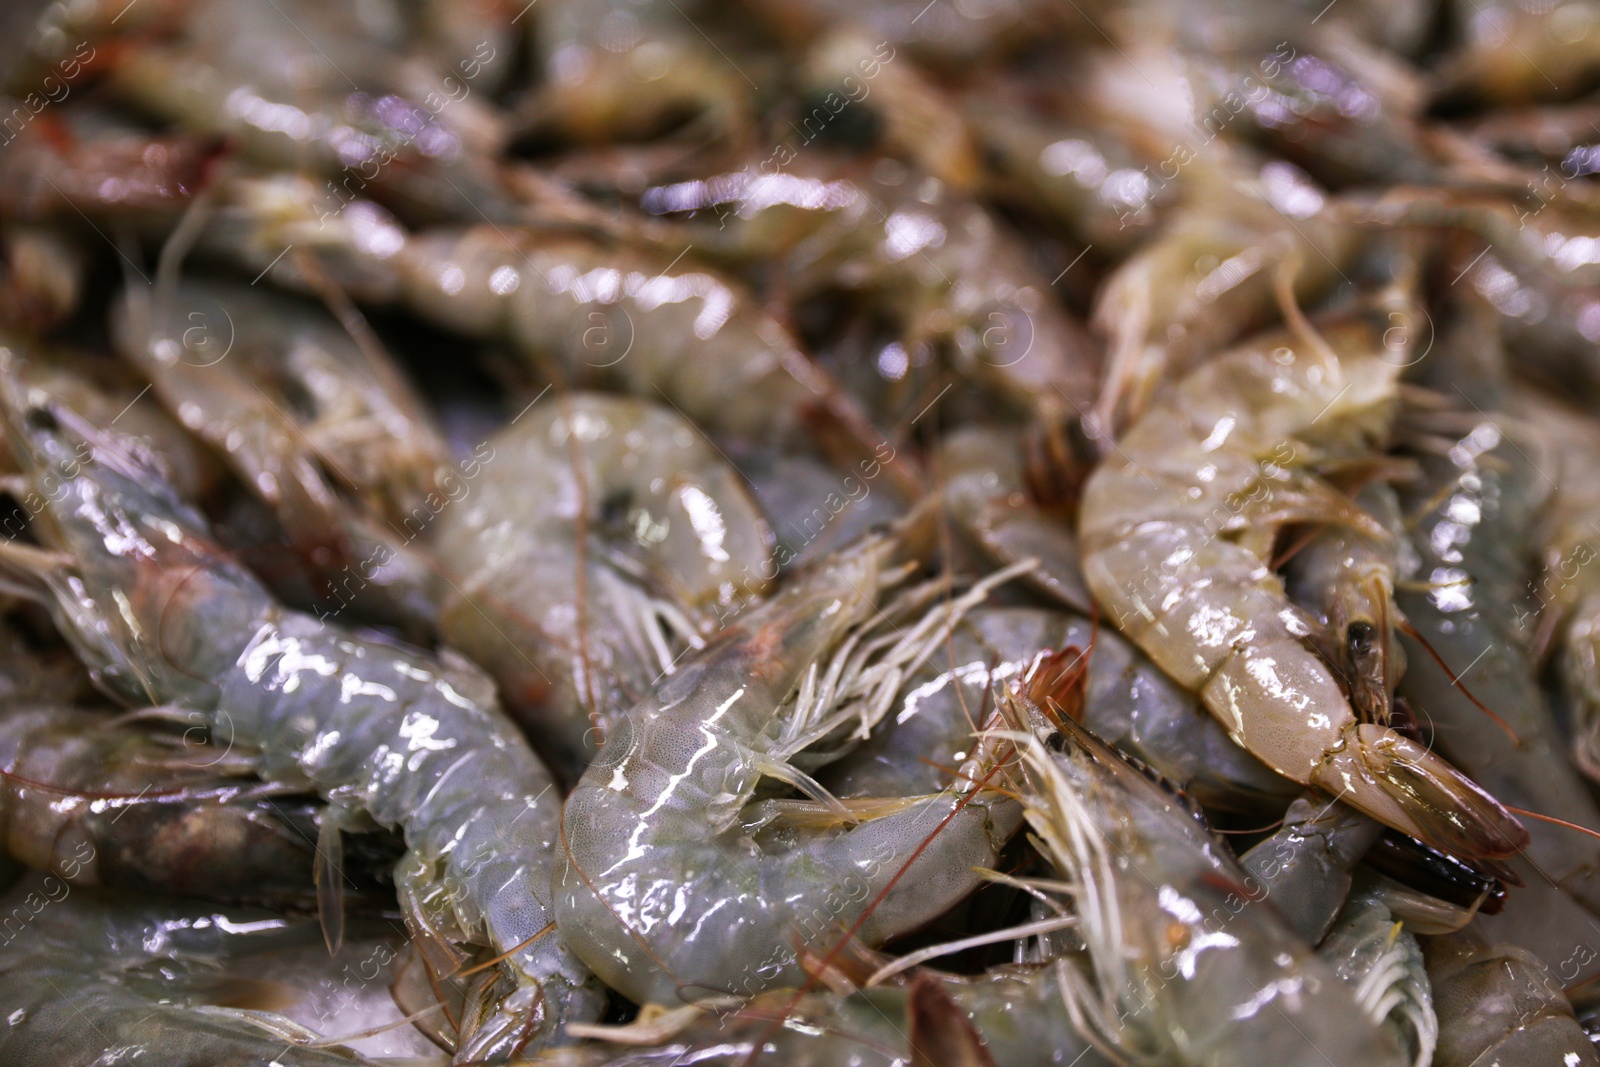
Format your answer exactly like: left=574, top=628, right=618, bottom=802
left=1504, top=805, right=1600, bottom=843
left=1213, top=817, right=1288, bottom=836
left=0, top=768, right=216, bottom=803
left=1368, top=570, right=1398, bottom=728
left=864, top=913, right=1079, bottom=987
left=1394, top=618, right=1522, bottom=746
left=153, top=173, right=219, bottom=301
left=1272, top=252, right=1342, bottom=371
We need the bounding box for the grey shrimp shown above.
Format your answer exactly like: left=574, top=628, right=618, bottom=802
left=0, top=702, right=326, bottom=906
left=1427, top=927, right=1600, bottom=1066
left=1000, top=700, right=1412, bottom=1065
left=0, top=877, right=386, bottom=1066
left=639, top=157, right=1102, bottom=437
left=552, top=532, right=1025, bottom=1006
left=0, top=351, right=601, bottom=1061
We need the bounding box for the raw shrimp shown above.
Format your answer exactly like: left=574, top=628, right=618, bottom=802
left=741, top=0, right=1072, bottom=68
left=113, top=277, right=449, bottom=636
left=1078, top=286, right=1530, bottom=861
left=0, top=356, right=602, bottom=1061
left=1426, top=927, right=1600, bottom=1066
left=179, top=173, right=913, bottom=492
left=0, top=702, right=324, bottom=904
left=1463, top=100, right=1600, bottom=171
left=1396, top=390, right=1600, bottom=981
left=393, top=223, right=909, bottom=475
left=13, top=0, right=183, bottom=75
left=0, top=876, right=383, bottom=1067
left=1185, top=34, right=1441, bottom=189
left=114, top=276, right=450, bottom=526
left=432, top=392, right=774, bottom=779
left=1434, top=0, right=1600, bottom=107
left=195, top=172, right=418, bottom=306
left=0, top=346, right=221, bottom=504
left=552, top=532, right=1024, bottom=1006
left=821, top=605, right=1295, bottom=813
left=1114, top=0, right=1434, bottom=60
left=1355, top=192, right=1600, bottom=409
left=535, top=971, right=1112, bottom=1065
left=1090, top=159, right=1358, bottom=433
left=1318, top=888, right=1436, bottom=1067
left=961, top=78, right=1175, bottom=255
left=100, top=0, right=514, bottom=223
left=639, top=157, right=1101, bottom=432
left=521, top=0, right=754, bottom=144
left=1514, top=389, right=1600, bottom=781
left=1239, top=793, right=1384, bottom=944
left=0, top=106, right=216, bottom=223
left=1003, top=702, right=1411, bottom=1064
left=1344, top=186, right=1600, bottom=406
left=533, top=968, right=1113, bottom=1066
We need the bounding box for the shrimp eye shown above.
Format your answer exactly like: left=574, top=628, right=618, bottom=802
left=599, top=490, right=634, bottom=529
left=1347, top=621, right=1376, bottom=659
left=24, top=408, right=57, bottom=432
left=797, top=91, right=881, bottom=148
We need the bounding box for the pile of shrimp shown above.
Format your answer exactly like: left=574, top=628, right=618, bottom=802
left=11, top=0, right=1600, bottom=1063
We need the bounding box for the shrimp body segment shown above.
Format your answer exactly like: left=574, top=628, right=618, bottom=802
left=397, top=227, right=841, bottom=446
left=1427, top=929, right=1600, bottom=1066
left=1079, top=300, right=1528, bottom=860
left=112, top=279, right=449, bottom=637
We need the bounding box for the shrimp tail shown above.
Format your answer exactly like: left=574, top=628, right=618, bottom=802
left=1313, top=724, right=1529, bottom=859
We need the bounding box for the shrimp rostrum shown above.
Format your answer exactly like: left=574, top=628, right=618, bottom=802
left=0, top=350, right=601, bottom=1062
left=1079, top=283, right=1529, bottom=861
